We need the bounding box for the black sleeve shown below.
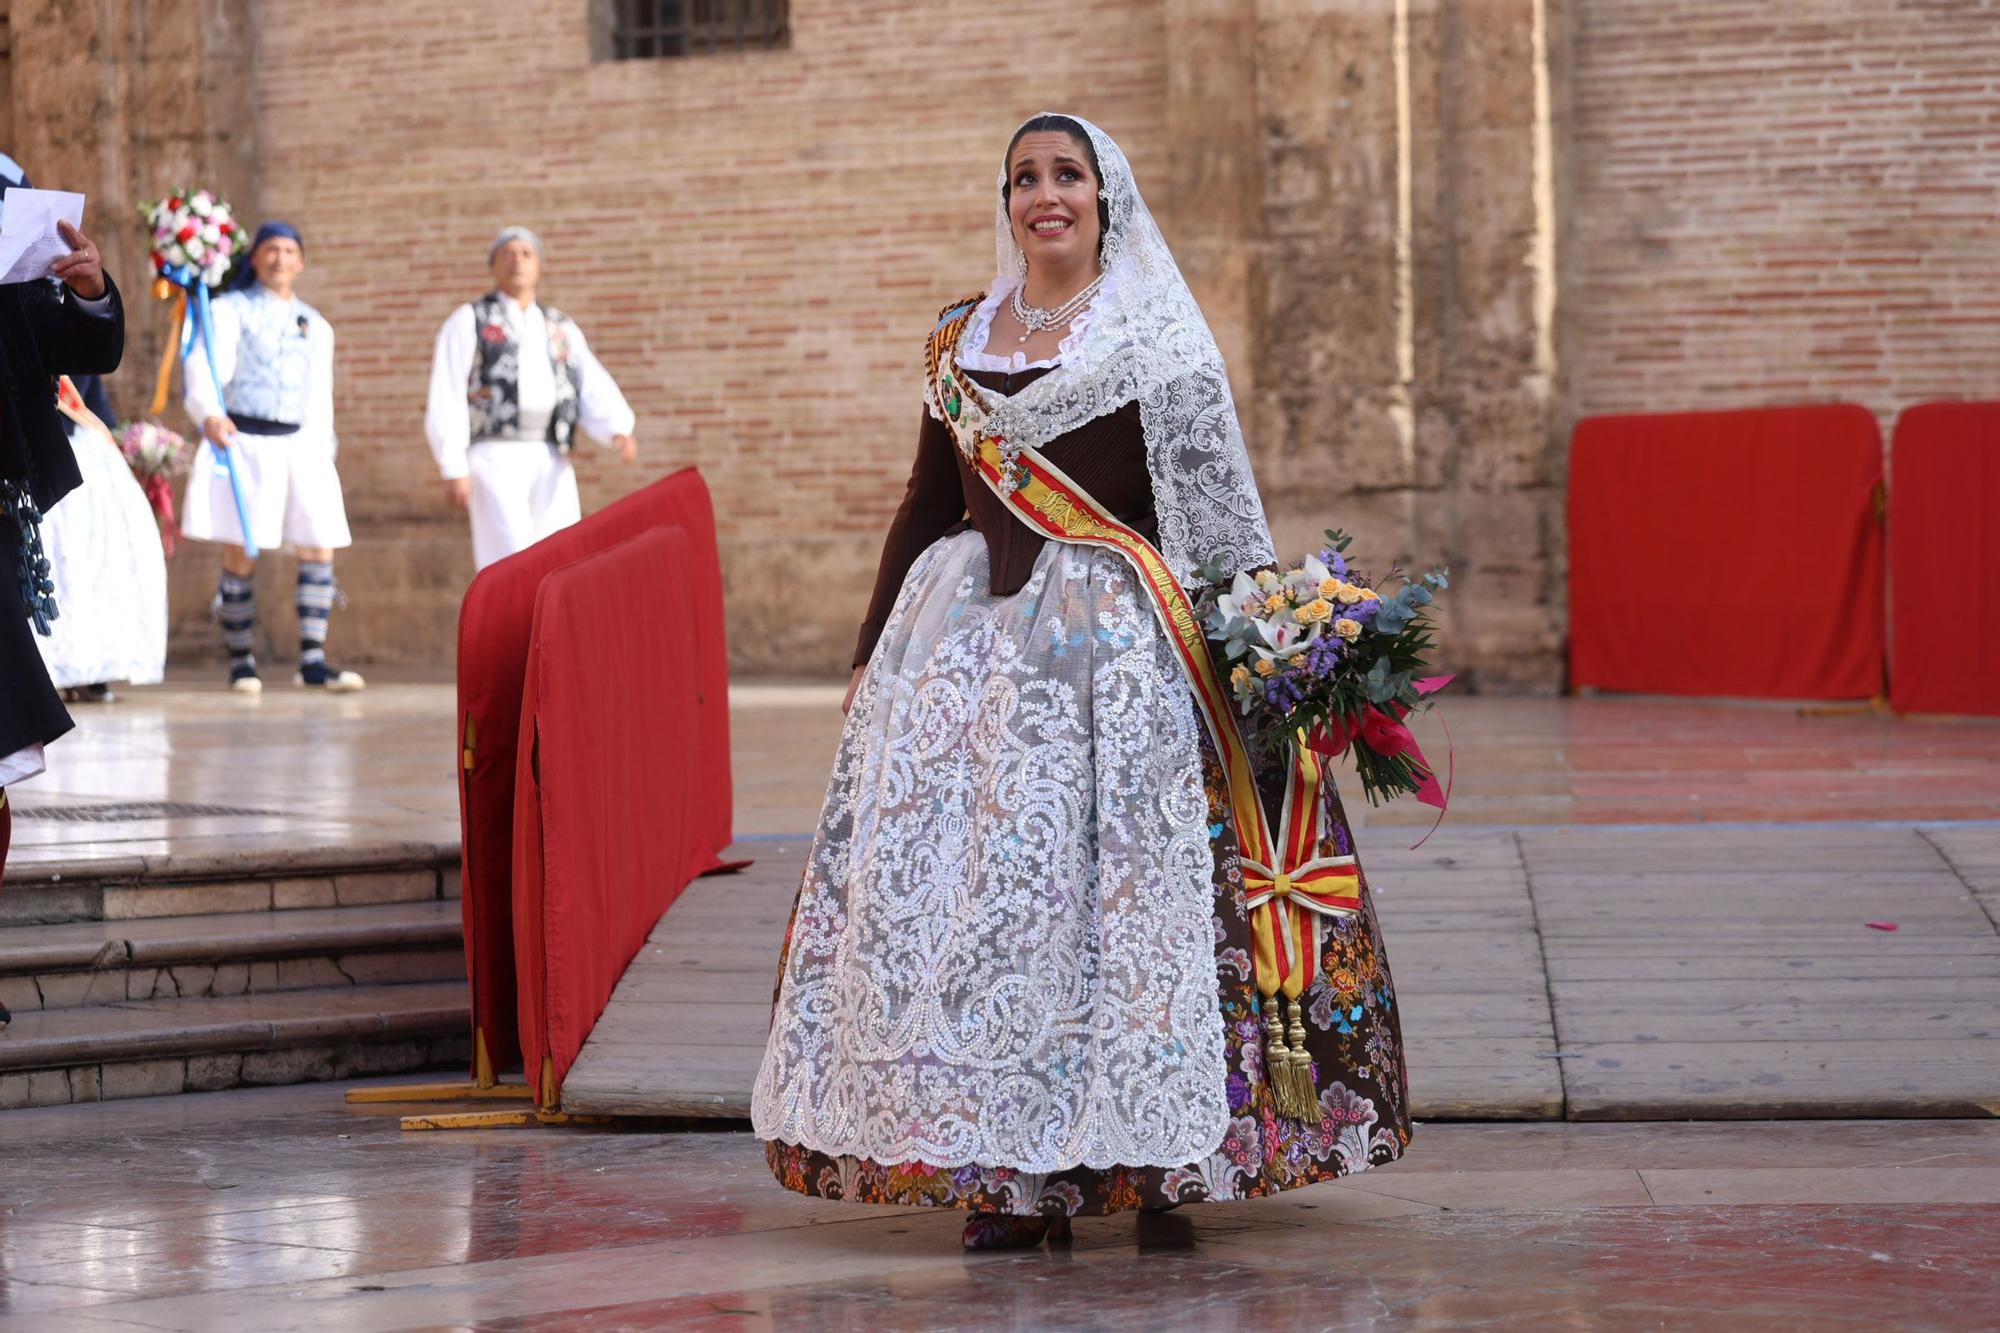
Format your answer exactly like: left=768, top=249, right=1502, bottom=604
left=24, top=275, right=125, bottom=379
left=852, top=408, right=968, bottom=668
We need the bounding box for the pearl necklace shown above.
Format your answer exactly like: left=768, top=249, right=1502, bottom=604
left=1010, top=273, right=1105, bottom=344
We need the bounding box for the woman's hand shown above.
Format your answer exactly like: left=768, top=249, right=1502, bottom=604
left=202, top=415, right=237, bottom=450
left=841, top=665, right=866, bottom=716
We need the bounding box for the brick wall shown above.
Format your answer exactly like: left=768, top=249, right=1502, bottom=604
left=163, top=0, right=1171, bottom=670
left=20, top=1, right=1989, bottom=686
left=1563, top=0, right=2000, bottom=425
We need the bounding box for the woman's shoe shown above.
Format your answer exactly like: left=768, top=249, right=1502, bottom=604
left=961, top=1211, right=1064, bottom=1251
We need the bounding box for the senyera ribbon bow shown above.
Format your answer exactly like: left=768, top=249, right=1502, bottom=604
left=1238, top=737, right=1364, bottom=1121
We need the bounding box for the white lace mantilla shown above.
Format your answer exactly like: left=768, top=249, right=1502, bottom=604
left=923, top=113, right=1277, bottom=585
left=752, top=533, right=1231, bottom=1172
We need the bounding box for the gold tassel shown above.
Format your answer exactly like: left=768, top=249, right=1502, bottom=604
left=1261, top=994, right=1328, bottom=1123
left=1262, top=997, right=1292, bottom=1113
left=1286, top=999, right=1323, bottom=1124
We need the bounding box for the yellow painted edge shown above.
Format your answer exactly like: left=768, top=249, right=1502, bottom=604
left=398, top=1109, right=616, bottom=1132
left=344, top=1082, right=534, bottom=1104
left=475, top=1027, right=496, bottom=1088
left=400, top=1109, right=541, bottom=1131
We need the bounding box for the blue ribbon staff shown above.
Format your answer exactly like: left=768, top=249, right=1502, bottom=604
left=165, top=261, right=258, bottom=559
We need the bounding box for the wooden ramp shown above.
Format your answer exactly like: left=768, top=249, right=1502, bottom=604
left=560, top=840, right=806, bottom=1117
left=557, top=831, right=1568, bottom=1121
left=559, top=822, right=2000, bottom=1122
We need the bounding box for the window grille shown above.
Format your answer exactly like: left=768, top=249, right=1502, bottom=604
left=609, top=0, right=788, bottom=59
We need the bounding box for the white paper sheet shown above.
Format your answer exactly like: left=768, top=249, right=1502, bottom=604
left=0, top=188, right=86, bottom=284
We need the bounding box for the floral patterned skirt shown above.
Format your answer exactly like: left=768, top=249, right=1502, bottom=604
left=757, top=535, right=1411, bottom=1217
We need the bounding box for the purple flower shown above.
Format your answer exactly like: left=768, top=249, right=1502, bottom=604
left=1226, top=1071, right=1252, bottom=1112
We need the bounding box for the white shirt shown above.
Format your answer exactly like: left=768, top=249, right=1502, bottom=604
left=0, top=743, right=45, bottom=787
left=182, top=283, right=337, bottom=452
left=424, top=294, right=636, bottom=481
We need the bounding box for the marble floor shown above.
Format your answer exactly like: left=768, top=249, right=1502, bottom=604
left=0, top=1080, right=1995, bottom=1329
left=10, top=678, right=1999, bottom=877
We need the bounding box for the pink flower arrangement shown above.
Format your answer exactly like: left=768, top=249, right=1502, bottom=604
left=116, top=421, right=193, bottom=556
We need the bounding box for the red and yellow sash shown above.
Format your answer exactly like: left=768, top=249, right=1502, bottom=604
left=925, top=299, right=1355, bottom=1120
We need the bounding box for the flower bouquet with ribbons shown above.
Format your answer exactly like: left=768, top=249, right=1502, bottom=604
left=114, top=420, right=193, bottom=556
left=1190, top=531, right=1450, bottom=1119
left=138, top=188, right=257, bottom=554
left=1196, top=529, right=1452, bottom=809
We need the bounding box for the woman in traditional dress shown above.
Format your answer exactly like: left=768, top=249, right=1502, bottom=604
left=753, top=114, right=1411, bottom=1250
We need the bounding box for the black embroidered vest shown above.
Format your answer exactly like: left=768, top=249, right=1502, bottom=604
left=467, top=292, right=582, bottom=451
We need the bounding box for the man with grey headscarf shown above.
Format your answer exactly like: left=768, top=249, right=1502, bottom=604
left=424, top=226, right=638, bottom=569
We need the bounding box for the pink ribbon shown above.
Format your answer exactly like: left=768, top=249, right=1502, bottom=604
left=142, top=473, right=180, bottom=558
left=1306, top=675, right=1455, bottom=847
left=1308, top=675, right=1453, bottom=806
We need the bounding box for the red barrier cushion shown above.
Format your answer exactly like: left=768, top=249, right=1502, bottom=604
left=456, top=469, right=731, bottom=1077
left=1569, top=406, right=1885, bottom=700
left=513, top=527, right=704, bottom=1102
left=1889, top=402, right=2000, bottom=716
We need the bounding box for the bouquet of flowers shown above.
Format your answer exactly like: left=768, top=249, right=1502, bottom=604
left=1196, top=530, right=1451, bottom=806
left=140, top=189, right=241, bottom=288
left=116, top=421, right=194, bottom=556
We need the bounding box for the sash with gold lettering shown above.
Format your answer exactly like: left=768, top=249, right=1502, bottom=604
left=924, top=297, right=1358, bottom=1121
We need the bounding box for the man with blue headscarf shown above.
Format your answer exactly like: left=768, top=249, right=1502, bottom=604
left=182, top=220, right=362, bottom=693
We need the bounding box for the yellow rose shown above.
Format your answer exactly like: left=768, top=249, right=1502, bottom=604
left=1319, top=577, right=1342, bottom=599
left=1334, top=617, right=1363, bottom=640
left=1254, top=570, right=1281, bottom=590
left=1349, top=585, right=1378, bottom=602
left=1336, top=582, right=1366, bottom=605
left=1295, top=598, right=1334, bottom=624
left=1254, top=658, right=1277, bottom=677
left=1262, top=593, right=1289, bottom=615
left=1230, top=664, right=1251, bottom=687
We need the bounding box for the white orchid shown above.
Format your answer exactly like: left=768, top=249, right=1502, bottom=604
left=1227, top=570, right=1264, bottom=619
left=1246, top=607, right=1322, bottom=662
left=1294, top=553, right=1335, bottom=596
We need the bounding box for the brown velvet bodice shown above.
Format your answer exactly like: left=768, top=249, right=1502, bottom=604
left=852, top=365, right=1155, bottom=667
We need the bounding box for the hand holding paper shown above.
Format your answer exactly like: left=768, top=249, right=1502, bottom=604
left=49, top=219, right=106, bottom=299
left=0, top=187, right=89, bottom=286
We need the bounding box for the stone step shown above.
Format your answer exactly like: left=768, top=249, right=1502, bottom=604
left=0, top=839, right=460, bottom=927
left=0, top=981, right=470, bottom=1110
left=0, top=901, right=466, bottom=1017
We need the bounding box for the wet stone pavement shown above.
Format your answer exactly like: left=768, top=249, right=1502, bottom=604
left=4, top=682, right=2000, bottom=1326
left=0, top=1081, right=1997, bottom=1329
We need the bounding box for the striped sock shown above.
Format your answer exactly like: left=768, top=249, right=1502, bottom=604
left=297, top=560, right=336, bottom=668
left=218, top=569, right=257, bottom=672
